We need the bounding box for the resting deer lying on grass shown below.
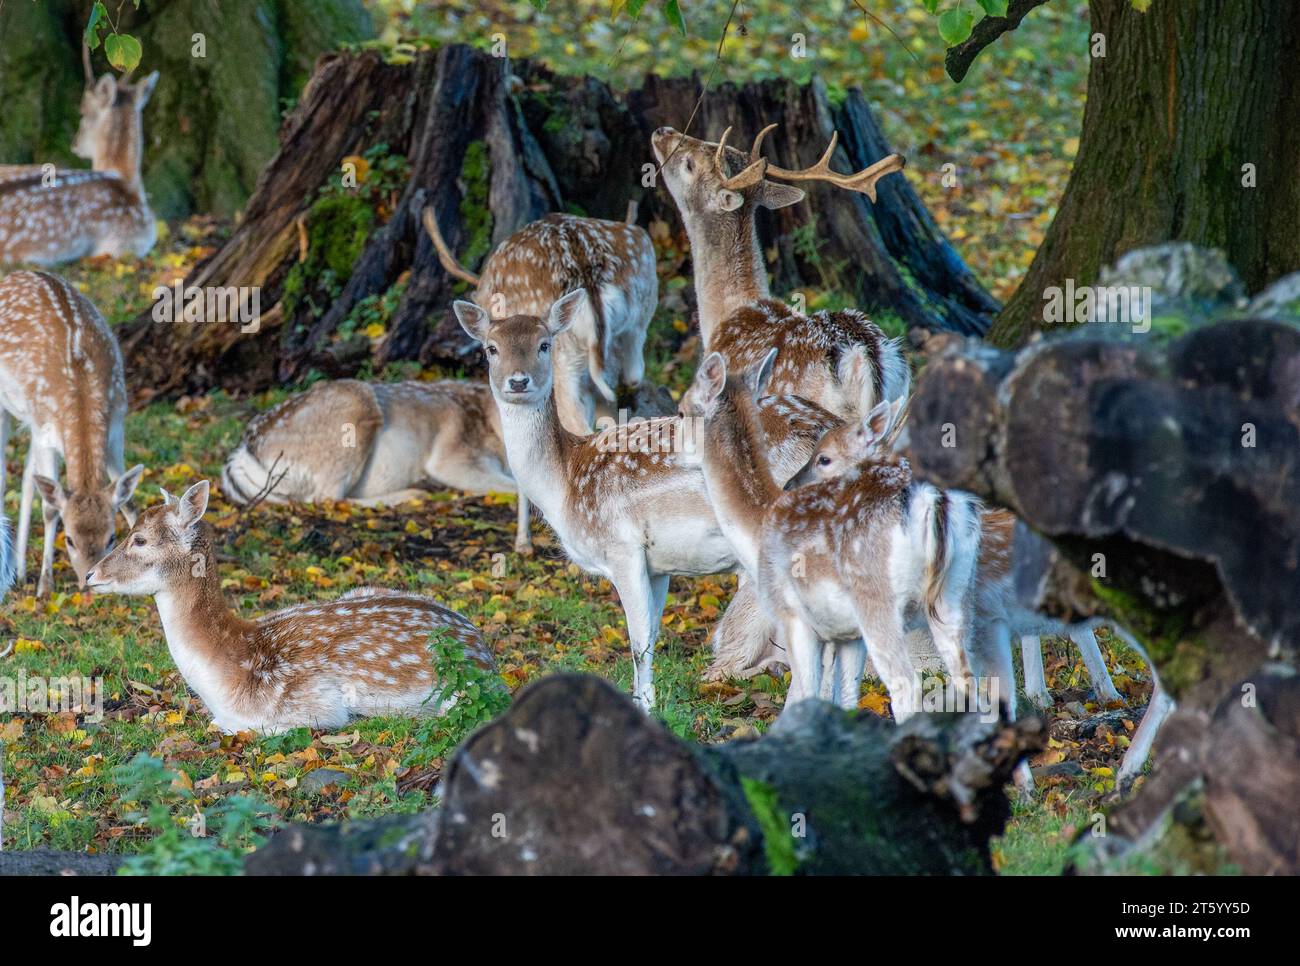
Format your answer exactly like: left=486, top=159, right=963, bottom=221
left=652, top=124, right=911, bottom=418
left=425, top=207, right=657, bottom=434
left=0, top=271, right=144, bottom=595
left=0, top=58, right=158, bottom=265
left=86, top=480, right=493, bottom=734
left=453, top=290, right=843, bottom=710
left=222, top=378, right=534, bottom=552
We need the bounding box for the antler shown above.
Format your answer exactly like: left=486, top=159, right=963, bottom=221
left=82, top=41, right=95, bottom=88
left=712, top=126, right=768, bottom=191
left=727, top=124, right=906, bottom=202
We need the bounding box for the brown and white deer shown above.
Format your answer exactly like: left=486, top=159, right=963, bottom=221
left=222, top=378, right=534, bottom=552
left=86, top=480, right=494, bottom=734
left=0, top=270, right=143, bottom=595
left=652, top=124, right=911, bottom=418
left=0, top=58, right=158, bottom=266
left=683, top=351, right=982, bottom=717
left=425, top=207, right=657, bottom=435
left=453, top=290, right=843, bottom=710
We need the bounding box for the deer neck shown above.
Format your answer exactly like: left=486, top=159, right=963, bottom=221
left=62, top=430, right=108, bottom=496
left=96, top=110, right=145, bottom=197
left=152, top=545, right=254, bottom=692
left=700, top=383, right=781, bottom=574
left=494, top=390, right=574, bottom=522
left=690, top=211, right=768, bottom=347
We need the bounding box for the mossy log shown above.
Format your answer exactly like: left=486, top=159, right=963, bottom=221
left=243, top=675, right=1042, bottom=876
left=116, top=43, right=996, bottom=402
left=904, top=319, right=1300, bottom=873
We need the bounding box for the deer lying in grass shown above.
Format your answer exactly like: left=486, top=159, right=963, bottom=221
left=453, top=290, right=842, bottom=710
left=0, top=58, right=158, bottom=265
left=86, top=481, right=493, bottom=734
left=683, top=351, right=981, bottom=716
left=222, top=378, right=534, bottom=552
left=0, top=271, right=144, bottom=595
left=425, top=207, right=657, bottom=434
left=789, top=411, right=1173, bottom=784
left=652, top=124, right=911, bottom=418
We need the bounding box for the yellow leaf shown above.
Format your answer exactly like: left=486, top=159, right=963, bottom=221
left=14, top=637, right=44, bottom=653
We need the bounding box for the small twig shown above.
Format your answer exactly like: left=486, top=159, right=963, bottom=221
left=851, top=0, right=923, bottom=67
left=945, top=0, right=1054, bottom=83
left=240, top=451, right=289, bottom=515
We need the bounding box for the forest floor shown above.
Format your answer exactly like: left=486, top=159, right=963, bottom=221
left=2, top=220, right=1156, bottom=874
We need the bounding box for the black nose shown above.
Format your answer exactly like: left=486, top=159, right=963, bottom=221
left=508, top=376, right=530, bottom=392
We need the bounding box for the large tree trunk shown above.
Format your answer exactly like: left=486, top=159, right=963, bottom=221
left=990, top=0, right=1300, bottom=346
left=117, top=43, right=997, bottom=402
left=0, top=0, right=373, bottom=219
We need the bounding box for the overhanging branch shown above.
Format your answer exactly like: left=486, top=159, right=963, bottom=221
left=945, top=0, right=1054, bottom=83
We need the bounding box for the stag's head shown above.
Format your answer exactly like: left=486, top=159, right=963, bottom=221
left=86, top=481, right=209, bottom=597
left=73, top=69, right=159, bottom=169
left=36, top=466, right=143, bottom=588
left=453, top=290, right=588, bottom=409
left=651, top=124, right=905, bottom=240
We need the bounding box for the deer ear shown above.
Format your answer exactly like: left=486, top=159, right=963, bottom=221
left=698, top=352, right=727, bottom=402
left=111, top=465, right=144, bottom=508
left=134, top=71, right=159, bottom=107
left=747, top=347, right=778, bottom=397
left=176, top=480, right=210, bottom=529
left=864, top=400, right=893, bottom=441
left=547, top=288, right=587, bottom=336
left=158, top=486, right=175, bottom=507
left=759, top=181, right=804, bottom=210
left=713, top=188, right=744, bottom=212
left=35, top=475, right=66, bottom=511
left=452, top=300, right=490, bottom=343
left=94, top=73, right=116, bottom=105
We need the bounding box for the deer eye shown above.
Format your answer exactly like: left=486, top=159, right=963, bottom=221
left=539, top=341, right=550, bottom=354
left=486, top=345, right=498, bottom=357
left=65, top=535, right=77, bottom=550
left=685, top=158, right=695, bottom=174
left=132, top=535, right=147, bottom=548
left=817, top=455, right=832, bottom=466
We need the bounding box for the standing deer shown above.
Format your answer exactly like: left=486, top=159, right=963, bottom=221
left=0, top=271, right=143, bottom=595
left=425, top=207, right=657, bottom=435
left=652, top=124, right=911, bottom=418
left=86, top=481, right=493, bottom=734
left=0, top=56, right=158, bottom=266
left=222, top=379, right=535, bottom=552
left=453, top=290, right=843, bottom=711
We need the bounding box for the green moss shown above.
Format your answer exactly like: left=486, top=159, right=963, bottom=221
left=458, top=140, right=493, bottom=269
left=740, top=776, right=798, bottom=876
left=1089, top=580, right=1206, bottom=694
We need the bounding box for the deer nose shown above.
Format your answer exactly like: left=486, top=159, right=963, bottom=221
left=508, top=375, right=531, bottom=393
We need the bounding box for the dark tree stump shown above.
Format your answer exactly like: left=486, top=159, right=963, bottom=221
left=118, top=43, right=995, bottom=403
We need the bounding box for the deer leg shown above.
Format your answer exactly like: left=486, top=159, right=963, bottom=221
left=0, top=408, right=9, bottom=509
left=1021, top=634, right=1052, bottom=711
left=1118, top=683, right=1175, bottom=787
left=349, top=489, right=429, bottom=508
left=610, top=558, right=664, bottom=711
left=513, top=493, right=533, bottom=555
left=16, top=443, right=37, bottom=583
left=926, top=595, right=976, bottom=705
left=1071, top=626, right=1124, bottom=705
left=857, top=603, right=916, bottom=721
left=781, top=615, right=821, bottom=708
left=32, top=448, right=59, bottom=598
left=835, top=639, right=867, bottom=711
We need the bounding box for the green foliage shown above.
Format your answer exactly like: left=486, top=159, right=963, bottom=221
left=403, top=631, right=512, bottom=768
left=977, top=0, right=1010, bottom=17
left=740, top=776, right=798, bottom=875
left=937, top=8, right=974, bottom=46
left=113, top=754, right=277, bottom=876
left=84, top=1, right=144, bottom=74
left=457, top=140, right=494, bottom=272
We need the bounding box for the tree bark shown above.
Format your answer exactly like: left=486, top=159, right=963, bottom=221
left=116, top=43, right=996, bottom=402
left=990, top=0, right=1300, bottom=346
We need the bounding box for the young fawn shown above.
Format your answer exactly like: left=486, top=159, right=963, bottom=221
left=425, top=208, right=657, bottom=434
left=652, top=124, right=910, bottom=418
left=683, top=352, right=981, bottom=716
left=86, top=481, right=493, bottom=734
left=0, top=66, right=158, bottom=266
left=453, top=290, right=842, bottom=711
left=0, top=271, right=144, bottom=595
left=222, top=378, right=534, bottom=552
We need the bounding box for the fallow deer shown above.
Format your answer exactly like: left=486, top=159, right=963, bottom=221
left=790, top=416, right=1173, bottom=784
left=453, top=290, right=843, bottom=711
left=425, top=207, right=657, bottom=435
left=683, top=351, right=981, bottom=717
left=86, top=481, right=493, bottom=734
left=0, top=59, right=158, bottom=266
left=0, top=270, right=143, bottom=595
left=652, top=124, right=911, bottom=419
left=222, top=378, right=534, bottom=552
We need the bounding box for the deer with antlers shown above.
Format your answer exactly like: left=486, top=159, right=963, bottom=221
left=0, top=271, right=144, bottom=595
left=425, top=207, right=657, bottom=436
left=453, top=290, right=844, bottom=711
left=86, top=480, right=494, bottom=734
left=652, top=124, right=911, bottom=419
left=222, top=378, right=535, bottom=552
left=0, top=51, right=158, bottom=266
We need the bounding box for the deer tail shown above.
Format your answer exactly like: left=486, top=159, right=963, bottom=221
left=584, top=286, right=617, bottom=403
left=422, top=206, right=481, bottom=287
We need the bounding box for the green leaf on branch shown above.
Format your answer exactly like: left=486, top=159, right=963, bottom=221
left=977, top=0, right=1010, bottom=16
left=921, top=0, right=941, bottom=13
left=938, top=8, right=975, bottom=46
left=663, top=0, right=687, bottom=36
left=84, top=1, right=108, bottom=50
left=627, top=0, right=648, bottom=15
left=104, top=33, right=143, bottom=73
